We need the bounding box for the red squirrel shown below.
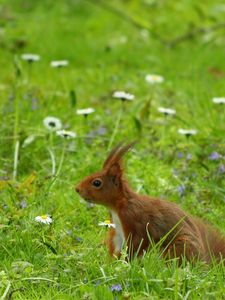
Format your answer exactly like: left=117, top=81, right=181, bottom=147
left=75, top=143, right=225, bottom=264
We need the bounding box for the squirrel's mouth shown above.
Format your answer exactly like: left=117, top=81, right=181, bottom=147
left=83, top=196, right=94, bottom=203
left=75, top=187, right=95, bottom=203
left=76, top=187, right=91, bottom=202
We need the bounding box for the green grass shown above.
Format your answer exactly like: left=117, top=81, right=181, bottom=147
left=0, top=0, right=225, bottom=299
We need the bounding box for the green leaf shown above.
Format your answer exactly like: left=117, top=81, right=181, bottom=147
left=140, top=99, right=151, bottom=121
left=70, top=90, right=77, bottom=107
left=133, top=116, right=142, bottom=132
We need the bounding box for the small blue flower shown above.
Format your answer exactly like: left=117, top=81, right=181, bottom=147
left=208, top=152, right=220, bottom=160
left=75, top=237, right=83, bottom=243
left=20, top=200, right=27, bottom=209
left=176, top=152, right=183, bottom=159
left=94, top=280, right=101, bottom=286
left=110, top=284, right=122, bottom=292
left=172, top=169, right=179, bottom=176
left=177, top=185, right=186, bottom=196
left=186, top=153, right=192, bottom=160
left=218, top=164, right=225, bottom=174
left=66, top=230, right=73, bottom=236
left=32, top=98, right=38, bottom=110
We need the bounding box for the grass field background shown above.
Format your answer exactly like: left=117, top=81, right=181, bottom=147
left=0, top=0, right=225, bottom=299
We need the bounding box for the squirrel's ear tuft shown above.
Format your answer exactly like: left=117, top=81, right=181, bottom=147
left=106, top=163, right=122, bottom=186
left=103, top=141, right=136, bottom=169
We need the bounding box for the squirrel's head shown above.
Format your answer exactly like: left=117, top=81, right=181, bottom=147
left=75, top=142, right=135, bottom=208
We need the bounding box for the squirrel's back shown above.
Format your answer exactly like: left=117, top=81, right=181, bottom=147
left=122, top=194, right=225, bottom=263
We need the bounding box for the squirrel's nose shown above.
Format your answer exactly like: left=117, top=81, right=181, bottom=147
left=75, top=186, right=80, bottom=194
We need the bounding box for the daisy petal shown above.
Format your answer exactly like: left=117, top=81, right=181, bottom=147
left=112, top=91, right=135, bottom=101
left=76, top=108, right=95, bottom=115
left=178, top=128, right=197, bottom=136
left=98, top=220, right=116, bottom=228
left=50, top=60, right=69, bottom=68
left=56, top=130, right=76, bottom=139
left=21, top=54, right=40, bottom=62
left=212, top=97, right=225, bottom=104
left=35, top=215, right=52, bottom=225
left=158, top=107, right=176, bottom=115
left=145, top=74, right=164, bottom=84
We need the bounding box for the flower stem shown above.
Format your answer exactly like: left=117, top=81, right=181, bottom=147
left=13, top=94, right=20, bottom=180
left=47, top=147, right=56, bottom=176
left=12, top=56, right=21, bottom=180
left=47, top=143, right=66, bottom=191
left=13, top=140, right=20, bottom=180
left=55, top=143, right=66, bottom=178
left=107, top=107, right=123, bottom=150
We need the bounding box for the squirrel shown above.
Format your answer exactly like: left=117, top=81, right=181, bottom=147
left=75, top=142, right=225, bottom=264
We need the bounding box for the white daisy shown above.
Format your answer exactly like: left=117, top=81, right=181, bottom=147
left=56, top=129, right=76, bottom=139
left=145, top=74, right=164, bottom=84
left=112, top=91, right=135, bottom=101
left=178, top=129, right=197, bottom=136
left=21, top=54, right=40, bottom=62
left=50, top=60, right=69, bottom=68
left=98, top=220, right=115, bottom=228
left=76, top=108, right=95, bottom=116
left=43, top=116, right=62, bottom=131
left=212, top=97, right=225, bottom=104
left=35, top=215, right=52, bottom=225
left=158, top=107, right=176, bottom=115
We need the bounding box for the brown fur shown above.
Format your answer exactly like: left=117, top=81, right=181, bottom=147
left=75, top=143, right=225, bottom=264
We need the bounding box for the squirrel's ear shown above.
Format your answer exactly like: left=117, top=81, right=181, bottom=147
left=106, top=163, right=122, bottom=186
left=103, top=142, right=136, bottom=169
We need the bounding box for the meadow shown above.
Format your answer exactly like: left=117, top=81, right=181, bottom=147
left=0, top=0, right=225, bottom=299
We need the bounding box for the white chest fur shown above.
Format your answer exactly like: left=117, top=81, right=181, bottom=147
left=111, top=211, right=125, bottom=253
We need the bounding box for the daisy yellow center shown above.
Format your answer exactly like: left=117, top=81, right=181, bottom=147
left=105, top=220, right=111, bottom=224
left=41, top=215, right=48, bottom=220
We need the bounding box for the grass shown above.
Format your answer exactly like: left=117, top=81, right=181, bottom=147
left=0, top=0, right=225, bottom=299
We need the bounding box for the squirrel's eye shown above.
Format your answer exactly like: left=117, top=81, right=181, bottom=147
left=92, top=179, right=102, bottom=188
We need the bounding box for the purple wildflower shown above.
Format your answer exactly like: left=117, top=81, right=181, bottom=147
left=66, top=230, right=73, bottom=236
left=172, top=169, right=179, bottom=176
left=75, top=236, right=83, bottom=243
left=176, top=152, right=183, bottom=159
left=177, top=185, right=186, bottom=197
left=186, top=153, right=192, bottom=160
left=20, top=200, right=27, bottom=209
left=87, top=126, right=107, bottom=138
left=94, top=280, right=101, bottom=286
left=209, top=152, right=220, bottom=160
left=32, top=98, right=38, bottom=110
left=218, top=164, right=225, bottom=174
left=97, top=126, right=107, bottom=136
left=110, top=284, right=122, bottom=292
